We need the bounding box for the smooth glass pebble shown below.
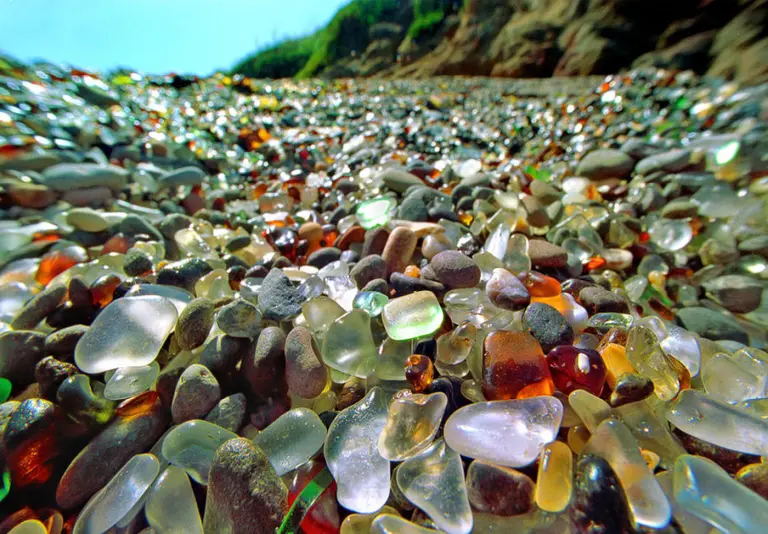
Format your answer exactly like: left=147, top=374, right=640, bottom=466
left=370, top=514, right=436, bottom=534
left=8, top=521, right=47, bottom=534
left=0, top=378, right=10, bottom=403
left=375, top=338, right=410, bottom=381
left=535, top=440, right=573, bottom=512
left=378, top=392, right=447, bottom=461
left=484, top=224, right=511, bottom=260
left=396, top=438, right=473, bottom=534
left=588, top=312, right=633, bottom=332
left=616, top=400, right=687, bottom=470
left=302, top=296, right=346, bottom=339
left=75, top=295, right=177, bottom=374
left=437, top=322, right=476, bottom=365
left=655, top=471, right=714, bottom=534
left=352, top=291, right=388, bottom=317
left=568, top=390, right=613, bottom=434
left=482, top=331, right=554, bottom=400
left=584, top=418, right=671, bottom=529
left=546, top=345, right=606, bottom=396
left=702, top=352, right=766, bottom=404
left=324, top=387, right=390, bottom=513
left=73, top=453, right=160, bottom=534
left=145, top=466, right=203, bottom=534
left=322, top=310, right=378, bottom=378
left=382, top=291, right=444, bottom=341
left=340, top=506, right=400, bottom=534
left=444, top=396, right=563, bottom=467
left=254, top=408, right=326, bottom=476
left=666, top=389, right=768, bottom=456
left=124, top=283, right=194, bottom=314
left=405, top=354, right=434, bottom=392
left=626, top=325, right=680, bottom=401
left=103, top=362, right=159, bottom=401
left=0, top=282, right=33, bottom=322
left=505, top=233, right=531, bottom=273
left=161, top=420, right=237, bottom=484
left=660, top=324, right=701, bottom=377
left=648, top=219, right=693, bottom=251
left=195, top=269, right=233, bottom=300
left=356, top=197, right=395, bottom=229
left=674, top=455, right=768, bottom=534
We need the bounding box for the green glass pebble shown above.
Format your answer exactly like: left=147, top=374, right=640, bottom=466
left=383, top=291, right=444, bottom=341
left=587, top=313, right=634, bottom=332
left=0, top=468, right=10, bottom=503
left=353, top=291, right=389, bottom=317
left=0, top=378, right=11, bottom=403
left=356, top=197, right=395, bottom=230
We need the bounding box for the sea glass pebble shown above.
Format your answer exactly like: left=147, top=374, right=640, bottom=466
left=161, top=419, right=237, bottom=484
left=75, top=295, right=177, bottom=374
left=396, top=438, right=473, bottom=534
left=444, top=396, right=563, bottom=467
left=322, top=309, right=378, bottom=378
left=324, top=387, right=389, bottom=513
left=356, top=197, right=395, bottom=229
left=254, top=408, right=326, bottom=476
left=584, top=418, right=671, bottom=529
left=103, top=362, right=159, bottom=400
left=378, top=392, right=447, bottom=461
left=674, top=454, right=768, bottom=534
left=382, top=291, right=444, bottom=341
left=666, top=389, right=768, bottom=456
left=145, top=466, right=203, bottom=534
left=370, top=515, right=437, bottom=534
left=73, top=453, right=160, bottom=534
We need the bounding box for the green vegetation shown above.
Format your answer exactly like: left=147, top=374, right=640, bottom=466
left=407, top=0, right=447, bottom=41
left=232, top=0, right=459, bottom=79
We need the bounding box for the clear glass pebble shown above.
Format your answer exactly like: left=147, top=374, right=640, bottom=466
left=254, top=408, right=326, bottom=476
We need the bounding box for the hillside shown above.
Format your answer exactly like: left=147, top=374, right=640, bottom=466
left=233, top=0, right=768, bottom=84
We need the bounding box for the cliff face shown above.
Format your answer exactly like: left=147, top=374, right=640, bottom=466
left=233, top=0, right=768, bottom=84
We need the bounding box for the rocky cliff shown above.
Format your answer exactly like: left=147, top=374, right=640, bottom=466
left=233, top=0, right=768, bottom=84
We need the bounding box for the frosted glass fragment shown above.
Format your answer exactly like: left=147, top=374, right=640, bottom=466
left=444, top=397, right=563, bottom=467
left=161, top=419, right=237, bottom=484
left=378, top=392, right=447, bottom=461
left=322, top=309, right=378, bottom=378
left=382, top=291, right=443, bottom=341
left=396, top=439, right=473, bottom=534
left=254, top=408, right=326, bottom=476
left=145, top=465, right=203, bottom=534
left=104, top=362, right=159, bottom=401
left=324, top=387, right=389, bottom=513
left=75, top=296, right=177, bottom=374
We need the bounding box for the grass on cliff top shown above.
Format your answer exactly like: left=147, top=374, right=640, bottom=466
left=232, top=0, right=455, bottom=79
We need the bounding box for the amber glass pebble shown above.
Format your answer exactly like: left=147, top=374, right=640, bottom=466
left=597, top=327, right=628, bottom=351
left=90, top=274, right=122, bottom=308
left=116, top=391, right=160, bottom=417
left=482, top=331, right=554, bottom=400
left=598, top=343, right=636, bottom=388
left=35, top=248, right=86, bottom=285
left=546, top=345, right=607, bottom=396
left=404, top=265, right=421, bottom=278
left=567, top=425, right=590, bottom=455
left=102, top=233, right=131, bottom=255
left=517, top=271, right=561, bottom=298
left=405, top=354, right=434, bottom=393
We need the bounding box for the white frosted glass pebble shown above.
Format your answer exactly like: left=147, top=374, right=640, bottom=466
left=444, top=397, right=563, bottom=467
left=324, top=386, right=389, bottom=513
left=396, top=438, right=473, bottom=534
left=125, top=283, right=194, bottom=314
left=104, top=361, right=160, bottom=400
left=73, top=453, right=160, bottom=534
left=75, top=295, right=177, bottom=374
left=161, top=419, right=237, bottom=484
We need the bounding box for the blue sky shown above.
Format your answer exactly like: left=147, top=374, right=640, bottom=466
left=0, top=0, right=351, bottom=74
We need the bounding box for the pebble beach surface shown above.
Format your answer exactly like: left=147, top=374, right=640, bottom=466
left=1, top=65, right=768, bottom=533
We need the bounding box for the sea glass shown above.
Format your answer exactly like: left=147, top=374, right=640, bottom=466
left=584, top=418, right=671, bottom=529
left=75, top=295, right=177, bottom=374
left=322, top=309, right=378, bottom=378
left=145, top=466, right=203, bottom=534
left=378, top=392, right=447, bottom=461
left=444, top=397, right=563, bottom=467
left=482, top=331, right=554, bottom=400
left=382, top=291, right=443, bottom=341
left=674, top=454, right=768, bottom=534
left=396, top=438, right=473, bottom=534
left=161, top=419, right=237, bottom=484
left=104, top=362, right=159, bottom=401
left=253, top=408, right=326, bottom=476
left=626, top=325, right=680, bottom=401
left=535, top=440, right=573, bottom=512
left=324, top=387, right=389, bottom=513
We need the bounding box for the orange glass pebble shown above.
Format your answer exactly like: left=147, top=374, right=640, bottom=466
left=102, top=233, right=131, bottom=255
left=531, top=294, right=571, bottom=315
left=567, top=425, right=590, bottom=455
left=517, top=271, right=561, bottom=298
left=35, top=247, right=87, bottom=285
left=405, top=354, right=434, bottom=393
left=585, top=257, right=606, bottom=270
left=482, top=331, right=554, bottom=400
left=458, top=213, right=473, bottom=226
left=404, top=265, right=421, bottom=278
left=598, top=342, right=636, bottom=388
left=116, top=391, right=160, bottom=417
left=90, top=274, right=122, bottom=307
